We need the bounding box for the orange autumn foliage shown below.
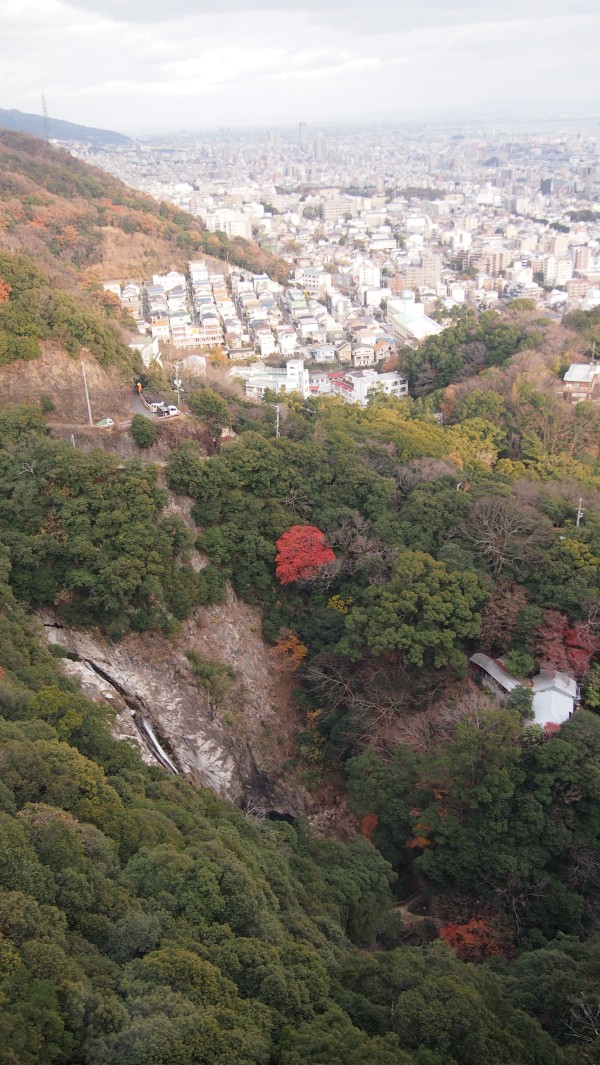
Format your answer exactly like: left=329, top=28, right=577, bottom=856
left=272, top=629, right=309, bottom=669
left=407, top=836, right=431, bottom=850
left=360, top=813, right=379, bottom=840
left=440, top=918, right=507, bottom=961
left=0, top=279, right=11, bottom=304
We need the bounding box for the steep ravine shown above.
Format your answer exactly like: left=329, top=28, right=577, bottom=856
left=39, top=585, right=315, bottom=819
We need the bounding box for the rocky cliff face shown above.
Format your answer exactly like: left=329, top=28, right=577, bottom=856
left=40, top=584, right=314, bottom=818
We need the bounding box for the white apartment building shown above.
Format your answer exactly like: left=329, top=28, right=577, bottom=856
left=230, top=358, right=310, bottom=400
left=205, top=209, right=253, bottom=240
left=330, top=293, right=352, bottom=322
left=321, top=198, right=353, bottom=224
left=331, top=369, right=408, bottom=406
left=295, top=267, right=332, bottom=294
left=387, top=298, right=444, bottom=343
left=544, top=255, right=573, bottom=287
left=355, top=259, right=381, bottom=288
left=258, top=332, right=277, bottom=358
left=189, top=260, right=209, bottom=282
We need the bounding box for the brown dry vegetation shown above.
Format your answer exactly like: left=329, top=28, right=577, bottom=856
left=0, top=130, right=289, bottom=286
left=87, top=226, right=188, bottom=282
left=0, top=343, right=131, bottom=422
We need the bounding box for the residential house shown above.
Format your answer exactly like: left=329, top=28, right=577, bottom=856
left=258, top=332, right=277, bottom=358
left=336, top=340, right=352, bottom=364
left=532, top=672, right=577, bottom=727
left=297, top=317, right=320, bottom=341
left=129, top=336, right=162, bottom=368
left=352, top=345, right=376, bottom=368
left=562, top=362, right=600, bottom=403
left=309, top=344, right=336, bottom=362
left=374, top=337, right=396, bottom=361
left=309, top=371, right=333, bottom=396
left=277, top=327, right=298, bottom=357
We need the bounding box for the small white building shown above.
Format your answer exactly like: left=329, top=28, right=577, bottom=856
left=297, top=317, right=320, bottom=340
left=469, top=653, right=577, bottom=728
left=129, top=336, right=162, bottom=369
left=295, top=267, right=332, bottom=294
left=531, top=672, right=577, bottom=727
left=230, top=358, right=310, bottom=400
left=153, top=271, right=186, bottom=293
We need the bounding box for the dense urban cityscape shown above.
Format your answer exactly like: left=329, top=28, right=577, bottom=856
left=67, top=121, right=600, bottom=404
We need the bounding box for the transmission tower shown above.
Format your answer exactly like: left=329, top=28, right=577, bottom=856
left=41, top=92, right=50, bottom=141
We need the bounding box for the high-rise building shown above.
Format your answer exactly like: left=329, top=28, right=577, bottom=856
left=543, top=254, right=572, bottom=287
left=314, top=132, right=325, bottom=163
left=572, top=245, right=590, bottom=273
left=298, top=122, right=308, bottom=151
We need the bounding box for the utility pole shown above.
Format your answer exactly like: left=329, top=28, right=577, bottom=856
left=80, top=360, right=93, bottom=426
left=576, top=498, right=584, bottom=527
left=173, top=364, right=182, bottom=409
left=275, top=404, right=280, bottom=438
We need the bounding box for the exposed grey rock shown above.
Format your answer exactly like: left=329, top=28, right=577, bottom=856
left=39, top=587, right=314, bottom=819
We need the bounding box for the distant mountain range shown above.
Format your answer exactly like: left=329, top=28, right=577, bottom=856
left=0, top=107, right=131, bottom=145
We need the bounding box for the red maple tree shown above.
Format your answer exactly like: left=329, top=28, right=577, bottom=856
left=535, top=610, right=599, bottom=677
left=535, top=610, right=571, bottom=672
left=564, top=624, right=599, bottom=676
left=274, top=525, right=336, bottom=585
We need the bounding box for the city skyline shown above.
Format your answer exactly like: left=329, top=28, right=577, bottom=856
left=1, top=0, right=599, bottom=133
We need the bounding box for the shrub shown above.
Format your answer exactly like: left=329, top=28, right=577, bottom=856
left=131, top=414, right=157, bottom=448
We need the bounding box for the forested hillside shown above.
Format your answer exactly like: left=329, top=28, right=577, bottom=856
left=0, top=463, right=584, bottom=1065
left=0, top=135, right=600, bottom=1063
left=0, top=334, right=598, bottom=1060
left=0, top=130, right=289, bottom=282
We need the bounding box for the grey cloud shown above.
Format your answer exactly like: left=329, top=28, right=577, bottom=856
left=62, top=0, right=600, bottom=27
left=3, top=0, right=598, bottom=130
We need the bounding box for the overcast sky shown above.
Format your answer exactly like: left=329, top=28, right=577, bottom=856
left=1, top=0, right=599, bottom=133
